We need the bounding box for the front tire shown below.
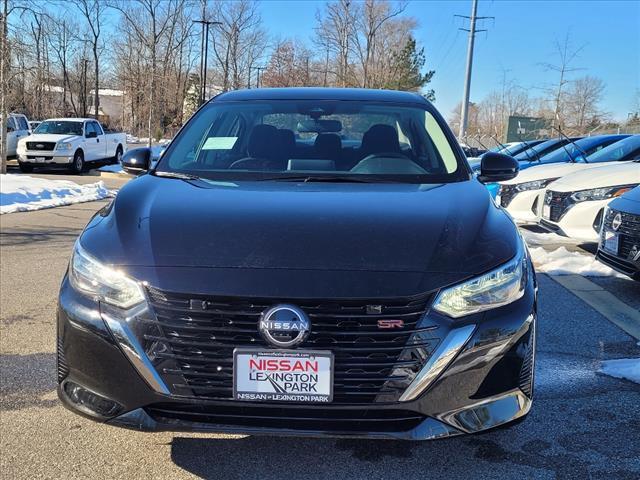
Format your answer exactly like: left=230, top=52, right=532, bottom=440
left=18, top=162, right=33, bottom=173
left=70, top=151, right=84, bottom=174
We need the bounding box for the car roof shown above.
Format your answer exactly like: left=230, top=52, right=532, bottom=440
left=44, top=118, right=93, bottom=122
left=213, top=87, right=429, bottom=104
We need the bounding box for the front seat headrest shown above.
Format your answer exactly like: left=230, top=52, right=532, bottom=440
left=247, top=124, right=278, bottom=159
left=314, top=133, right=342, bottom=159
left=360, top=124, right=400, bottom=157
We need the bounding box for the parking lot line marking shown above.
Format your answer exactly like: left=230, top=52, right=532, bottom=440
left=550, top=274, right=640, bottom=341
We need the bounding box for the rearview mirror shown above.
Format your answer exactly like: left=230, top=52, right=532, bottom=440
left=478, top=152, right=519, bottom=183
left=122, top=147, right=152, bottom=174
left=297, top=119, right=342, bottom=133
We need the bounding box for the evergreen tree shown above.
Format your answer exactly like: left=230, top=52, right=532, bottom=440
left=388, top=36, right=435, bottom=100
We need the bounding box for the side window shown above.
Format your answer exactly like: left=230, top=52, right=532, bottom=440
left=17, top=116, right=29, bottom=131
left=7, top=117, right=16, bottom=131
left=85, top=122, right=95, bottom=137
left=92, top=122, right=104, bottom=135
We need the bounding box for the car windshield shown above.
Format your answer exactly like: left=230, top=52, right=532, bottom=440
left=156, top=100, right=467, bottom=183
left=34, top=121, right=83, bottom=135
left=538, top=136, right=623, bottom=164
left=514, top=139, right=561, bottom=161
left=586, top=135, right=640, bottom=163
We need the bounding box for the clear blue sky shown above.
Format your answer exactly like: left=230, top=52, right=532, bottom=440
left=260, top=0, right=640, bottom=121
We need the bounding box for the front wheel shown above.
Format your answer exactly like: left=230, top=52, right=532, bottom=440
left=18, top=162, right=33, bottom=173
left=69, top=151, right=84, bottom=174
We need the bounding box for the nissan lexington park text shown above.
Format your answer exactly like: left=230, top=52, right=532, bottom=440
left=57, top=88, right=536, bottom=440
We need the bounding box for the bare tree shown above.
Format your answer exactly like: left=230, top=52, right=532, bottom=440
left=314, top=0, right=357, bottom=87
left=209, top=0, right=267, bottom=92
left=541, top=32, right=585, bottom=130
left=71, top=0, right=104, bottom=119
left=353, top=0, right=406, bottom=88
left=564, top=75, right=606, bottom=132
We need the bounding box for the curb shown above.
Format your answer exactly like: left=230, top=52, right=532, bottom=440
left=550, top=274, right=640, bottom=341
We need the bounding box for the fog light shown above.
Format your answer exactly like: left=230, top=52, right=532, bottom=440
left=63, top=381, right=122, bottom=417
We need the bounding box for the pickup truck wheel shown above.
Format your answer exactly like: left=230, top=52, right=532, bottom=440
left=18, top=162, right=33, bottom=173
left=111, top=146, right=123, bottom=165
left=70, top=151, right=84, bottom=174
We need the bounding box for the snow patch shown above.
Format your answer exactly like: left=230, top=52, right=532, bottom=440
left=520, top=229, right=578, bottom=247
left=0, top=174, right=112, bottom=214
left=99, top=163, right=124, bottom=173
left=528, top=246, right=623, bottom=277
left=599, top=358, right=640, bottom=384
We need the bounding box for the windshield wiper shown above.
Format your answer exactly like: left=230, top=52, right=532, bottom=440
left=153, top=171, right=200, bottom=180
left=257, top=174, right=401, bottom=183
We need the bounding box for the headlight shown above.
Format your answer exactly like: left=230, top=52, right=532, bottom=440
left=56, top=142, right=73, bottom=150
left=570, top=185, right=637, bottom=203
left=515, top=178, right=559, bottom=192
left=432, top=239, right=528, bottom=318
left=69, top=242, right=145, bottom=309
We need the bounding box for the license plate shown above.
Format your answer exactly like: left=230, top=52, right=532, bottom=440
left=602, top=230, right=619, bottom=254
left=234, top=349, right=333, bottom=403
left=542, top=204, right=551, bottom=219
left=34, top=157, right=45, bottom=163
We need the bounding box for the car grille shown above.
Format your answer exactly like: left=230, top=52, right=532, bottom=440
left=603, top=208, right=640, bottom=261
left=142, top=288, right=439, bottom=404
left=26, top=141, right=56, bottom=151
left=499, top=184, right=518, bottom=208
left=544, top=190, right=572, bottom=222
left=146, top=403, right=426, bottom=432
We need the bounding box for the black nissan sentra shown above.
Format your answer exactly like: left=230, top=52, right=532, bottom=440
left=57, top=88, right=536, bottom=440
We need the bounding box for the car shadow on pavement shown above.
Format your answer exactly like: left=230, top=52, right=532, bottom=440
left=0, top=353, right=58, bottom=411
left=0, top=225, right=84, bottom=248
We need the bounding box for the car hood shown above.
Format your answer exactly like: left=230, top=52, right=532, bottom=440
left=501, top=161, right=627, bottom=185
left=547, top=161, right=640, bottom=192
left=21, top=133, right=79, bottom=144
left=80, top=175, right=519, bottom=297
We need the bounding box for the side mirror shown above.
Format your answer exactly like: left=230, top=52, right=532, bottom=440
left=122, top=147, right=152, bottom=174
left=478, top=152, right=519, bottom=183
left=86, top=131, right=97, bottom=139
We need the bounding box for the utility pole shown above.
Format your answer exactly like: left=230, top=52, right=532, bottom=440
left=456, top=0, right=493, bottom=140
left=194, top=17, right=222, bottom=105
left=0, top=0, right=9, bottom=174
left=253, top=66, right=265, bottom=88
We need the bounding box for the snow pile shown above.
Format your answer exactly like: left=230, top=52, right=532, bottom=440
left=99, top=163, right=124, bottom=173
left=599, top=358, right=640, bottom=384
left=521, top=229, right=578, bottom=247
left=0, top=174, right=112, bottom=214
left=528, top=246, right=622, bottom=277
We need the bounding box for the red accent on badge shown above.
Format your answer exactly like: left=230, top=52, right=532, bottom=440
left=377, top=319, right=404, bottom=329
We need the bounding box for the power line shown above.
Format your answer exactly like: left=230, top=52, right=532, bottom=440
left=455, top=0, right=493, bottom=139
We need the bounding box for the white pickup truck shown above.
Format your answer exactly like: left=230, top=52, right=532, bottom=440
left=16, top=118, right=126, bottom=174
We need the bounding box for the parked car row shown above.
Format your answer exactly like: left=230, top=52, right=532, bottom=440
left=491, top=134, right=640, bottom=280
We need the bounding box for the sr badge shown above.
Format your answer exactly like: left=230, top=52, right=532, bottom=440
left=259, top=304, right=310, bottom=348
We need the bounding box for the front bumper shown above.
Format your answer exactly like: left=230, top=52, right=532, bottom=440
left=539, top=199, right=607, bottom=242
left=502, top=189, right=543, bottom=224
left=57, top=272, right=537, bottom=440
left=18, top=151, right=74, bottom=165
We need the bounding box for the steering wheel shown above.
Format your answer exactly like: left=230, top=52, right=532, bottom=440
left=229, top=157, right=273, bottom=170
left=360, top=152, right=408, bottom=162
left=350, top=151, right=427, bottom=175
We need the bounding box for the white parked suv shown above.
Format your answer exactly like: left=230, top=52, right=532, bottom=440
left=538, top=159, right=640, bottom=242
left=498, top=135, right=639, bottom=224
left=5, top=113, right=31, bottom=158
left=16, top=118, right=126, bottom=174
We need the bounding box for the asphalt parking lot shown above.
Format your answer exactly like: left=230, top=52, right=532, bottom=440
left=1, top=172, right=639, bottom=479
